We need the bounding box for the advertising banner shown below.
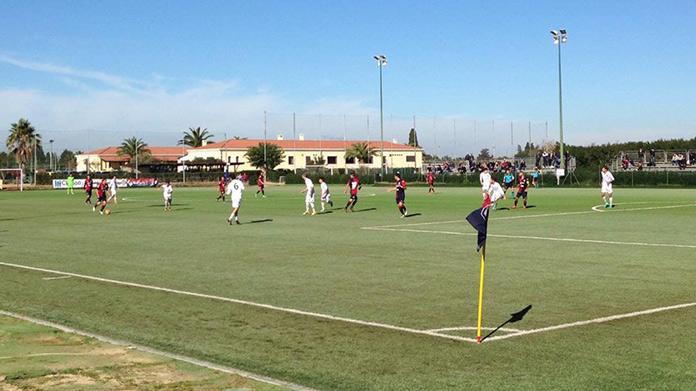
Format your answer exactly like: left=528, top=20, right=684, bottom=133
left=52, top=178, right=157, bottom=189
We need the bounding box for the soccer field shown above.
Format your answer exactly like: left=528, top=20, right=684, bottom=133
left=1, top=185, right=695, bottom=390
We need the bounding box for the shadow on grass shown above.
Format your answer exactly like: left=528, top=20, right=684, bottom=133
left=146, top=204, right=189, bottom=208
left=351, top=208, right=377, bottom=213
left=246, top=219, right=273, bottom=224
left=480, top=304, right=532, bottom=343
left=404, top=213, right=422, bottom=218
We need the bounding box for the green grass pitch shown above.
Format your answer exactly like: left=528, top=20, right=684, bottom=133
left=1, top=184, right=695, bottom=390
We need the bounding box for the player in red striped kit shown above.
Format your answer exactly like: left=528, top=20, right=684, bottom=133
left=343, top=172, right=360, bottom=212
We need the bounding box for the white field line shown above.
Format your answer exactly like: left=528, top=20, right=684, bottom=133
left=0, top=262, right=477, bottom=344
left=371, top=202, right=696, bottom=229
left=362, top=226, right=696, bottom=249
left=0, top=310, right=316, bottom=391
left=485, top=302, right=696, bottom=342
left=591, top=203, right=696, bottom=213
left=42, top=275, right=72, bottom=281
left=426, top=326, right=521, bottom=333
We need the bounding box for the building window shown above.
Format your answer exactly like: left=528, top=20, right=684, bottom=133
left=306, top=156, right=312, bottom=165
left=345, top=157, right=355, bottom=164
left=406, top=155, right=416, bottom=162
left=288, top=156, right=294, bottom=165
left=327, top=156, right=337, bottom=165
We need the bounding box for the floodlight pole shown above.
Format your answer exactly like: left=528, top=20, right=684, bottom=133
left=374, top=55, right=387, bottom=174
left=552, top=30, right=567, bottom=171
left=263, top=110, right=267, bottom=169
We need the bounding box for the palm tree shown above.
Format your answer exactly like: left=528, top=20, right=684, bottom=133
left=178, top=127, right=214, bottom=147
left=118, top=137, right=150, bottom=164
left=345, top=142, right=376, bottom=164
left=6, top=118, right=41, bottom=169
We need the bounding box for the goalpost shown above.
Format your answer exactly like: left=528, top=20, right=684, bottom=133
left=0, top=168, right=24, bottom=191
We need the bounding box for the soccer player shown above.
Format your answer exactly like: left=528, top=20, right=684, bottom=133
left=301, top=173, right=316, bottom=215
left=216, top=176, right=226, bottom=201
left=502, top=169, right=515, bottom=197
left=226, top=175, right=245, bottom=224
left=488, top=178, right=506, bottom=210
left=426, top=169, right=435, bottom=194
left=344, top=172, right=361, bottom=212
left=162, top=180, right=173, bottom=212
left=479, top=166, right=491, bottom=200
left=66, top=173, right=75, bottom=195
left=388, top=172, right=408, bottom=217
left=531, top=167, right=541, bottom=188
left=601, top=165, right=615, bottom=208
left=318, top=177, right=333, bottom=212
left=96, top=178, right=109, bottom=214
left=84, top=175, right=93, bottom=205
left=107, top=175, right=118, bottom=204
left=255, top=170, right=266, bottom=198
left=513, top=171, right=529, bottom=209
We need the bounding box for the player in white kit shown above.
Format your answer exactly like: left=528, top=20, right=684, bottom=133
left=161, top=180, right=173, bottom=212
left=600, top=165, right=615, bottom=208
left=487, top=178, right=506, bottom=210
left=107, top=176, right=118, bottom=204
left=226, top=175, right=245, bottom=224
left=479, top=166, right=491, bottom=200
left=318, top=177, right=333, bottom=212
left=301, top=173, right=316, bottom=216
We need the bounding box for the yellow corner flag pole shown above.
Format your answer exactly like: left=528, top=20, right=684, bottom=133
left=476, top=246, right=486, bottom=343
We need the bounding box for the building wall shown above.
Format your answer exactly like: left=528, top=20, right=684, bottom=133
left=75, top=154, right=112, bottom=173
left=183, top=148, right=423, bottom=171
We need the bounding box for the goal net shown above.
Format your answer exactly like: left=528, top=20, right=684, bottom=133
left=0, top=168, right=24, bottom=191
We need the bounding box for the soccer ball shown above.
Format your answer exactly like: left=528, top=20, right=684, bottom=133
left=105, top=209, right=111, bottom=215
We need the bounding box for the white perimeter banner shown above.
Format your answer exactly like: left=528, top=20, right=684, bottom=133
left=52, top=178, right=156, bottom=189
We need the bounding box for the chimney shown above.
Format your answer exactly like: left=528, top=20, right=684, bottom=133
left=298, top=133, right=305, bottom=141
left=202, top=140, right=208, bottom=146
left=276, top=135, right=284, bottom=140
left=392, top=138, right=398, bottom=144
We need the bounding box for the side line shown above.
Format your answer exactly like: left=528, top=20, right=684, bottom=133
left=361, top=227, right=696, bottom=249
left=369, top=202, right=696, bottom=229
left=485, top=302, right=696, bottom=342
left=0, top=262, right=478, bottom=344
left=426, top=326, right=521, bottom=333
left=0, top=310, right=317, bottom=391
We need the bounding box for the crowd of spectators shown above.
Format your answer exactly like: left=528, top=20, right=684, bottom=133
left=618, top=149, right=694, bottom=170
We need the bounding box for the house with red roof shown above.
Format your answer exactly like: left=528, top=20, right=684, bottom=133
left=75, top=146, right=187, bottom=173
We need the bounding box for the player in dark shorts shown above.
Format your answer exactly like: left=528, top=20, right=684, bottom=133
left=84, top=175, right=93, bottom=205
left=513, top=171, right=529, bottom=209
left=426, top=169, right=435, bottom=193
left=96, top=178, right=108, bottom=214
left=255, top=170, right=266, bottom=198
left=502, top=169, right=515, bottom=195
left=389, top=172, right=408, bottom=217
left=216, top=176, right=226, bottom=201
left=344, top=172, right=361, bottom=212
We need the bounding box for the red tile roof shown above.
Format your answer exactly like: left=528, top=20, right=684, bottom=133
left=193, top=139, right=420, bottom=151
left=83, top=146, right=187, bottom=163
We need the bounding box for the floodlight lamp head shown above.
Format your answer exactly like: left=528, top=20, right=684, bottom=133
left=550, top=30, right=558, bottom=37
left=559, top=29, right=567, bottom=35
left=561, top=36, right=568, bottom=43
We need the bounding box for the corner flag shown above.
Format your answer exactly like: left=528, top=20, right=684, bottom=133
left=465, top=197, right=492, bottom=343
left=465, top=198, right=490, bottom=251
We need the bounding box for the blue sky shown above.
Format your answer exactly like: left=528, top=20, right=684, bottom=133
left=1, top=0, right=695, bottom=156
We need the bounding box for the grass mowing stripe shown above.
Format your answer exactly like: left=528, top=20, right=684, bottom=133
left=486, top=302, right=696, bottom=342
left=0, top=309, right=314, bottom=391
left=362, top=227, right=696, bottom=249
left=0, top=261, right=478, bottom=344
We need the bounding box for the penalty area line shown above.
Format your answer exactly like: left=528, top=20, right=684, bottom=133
left=0, top=310, right=317, bottom=391
left=0, top=262, right=478, bottom=344
left=485, top=301, right=696, bottom=342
